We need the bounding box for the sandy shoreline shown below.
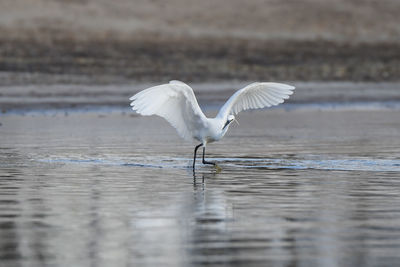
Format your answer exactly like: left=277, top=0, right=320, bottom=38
left=1, top=81, right=399, bottom=112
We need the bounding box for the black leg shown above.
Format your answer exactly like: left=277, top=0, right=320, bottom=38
left=193, top=143, right=203, bottom=168
left=202, top=147, right=215, bottom=166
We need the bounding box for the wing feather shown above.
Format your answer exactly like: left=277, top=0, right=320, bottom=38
left=217, top=82, right=295, bottom=120
left=130, top=81, right=207, bottom=141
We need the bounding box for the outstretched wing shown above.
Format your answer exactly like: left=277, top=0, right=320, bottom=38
left=217, top=82, right=295, bottom=120
left=130, top=80, right=207, bottom=141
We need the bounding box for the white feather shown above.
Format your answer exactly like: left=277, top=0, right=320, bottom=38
left=130, top=81, right=207, bottom=141
left=217, top=82, right=295, bottom=120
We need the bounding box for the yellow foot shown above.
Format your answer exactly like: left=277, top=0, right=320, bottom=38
left=215, top=164, right=222, bottom=173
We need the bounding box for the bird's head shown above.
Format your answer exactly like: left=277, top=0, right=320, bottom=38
left=222, top=115, right=236, bottom=130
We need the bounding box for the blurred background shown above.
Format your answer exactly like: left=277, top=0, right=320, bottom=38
left=0, top=0, right=399, bottom=86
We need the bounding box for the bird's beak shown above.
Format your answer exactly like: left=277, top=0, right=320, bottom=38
left=222, top=120, right=230, bottom=130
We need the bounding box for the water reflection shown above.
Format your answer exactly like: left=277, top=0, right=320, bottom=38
left=189, top=171, right=236, bottom=265
left=87, top=168, right=102, bottom=267
left=0, top=150, right=24, bottom=262
left=129, top=169, right=233, bottom=265
left=0, top=155, right=57, bottom=265
left=1, top=111, right=400, bottom=266
left=1, top=155, right=400, bottom=266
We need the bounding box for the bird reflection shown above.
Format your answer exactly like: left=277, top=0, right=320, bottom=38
left=186, top=169, right=236, bottom=264
left=192, top=168, right=220, bottom=189
left=192, top=169, right=204, bottom=188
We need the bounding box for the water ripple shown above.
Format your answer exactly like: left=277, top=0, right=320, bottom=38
left=36, top=156, right=400, bottom=172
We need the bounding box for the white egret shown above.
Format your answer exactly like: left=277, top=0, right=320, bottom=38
left=129, top=80, right=295, bottom=168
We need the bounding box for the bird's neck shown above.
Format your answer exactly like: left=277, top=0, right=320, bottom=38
left=216, top=117, right=231, bottom=135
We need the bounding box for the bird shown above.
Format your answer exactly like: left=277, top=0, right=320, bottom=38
left=129, top=80, right=295, bottom=168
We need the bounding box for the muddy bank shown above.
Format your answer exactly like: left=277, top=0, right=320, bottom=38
left=1, top=0, right=399, bottom=84
left=0, top=37, right=399, bottom=84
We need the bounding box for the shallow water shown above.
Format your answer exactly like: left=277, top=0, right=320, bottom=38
left=1, top=108, right=400, bottom=266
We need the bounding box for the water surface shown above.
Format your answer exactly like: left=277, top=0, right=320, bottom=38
left=1, top=107, right=400, bottom=266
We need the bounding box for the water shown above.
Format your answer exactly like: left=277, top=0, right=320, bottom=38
left=1, top=108, right=400, bottom=266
